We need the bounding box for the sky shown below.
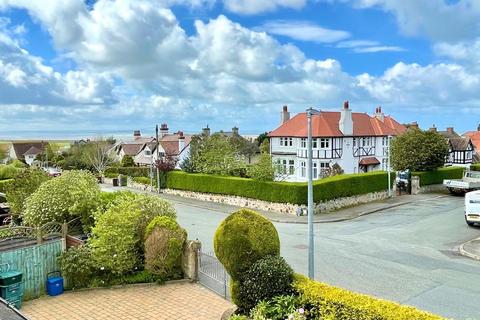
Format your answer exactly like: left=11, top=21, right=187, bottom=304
left=0, top=0, right=480, bottom=137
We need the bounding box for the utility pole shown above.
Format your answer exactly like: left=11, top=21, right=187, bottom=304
left=155, top=125, right=160, bottom=193
left=306, top=107, right=320, bottom=279
left=388, top=135, right=392, bottom=197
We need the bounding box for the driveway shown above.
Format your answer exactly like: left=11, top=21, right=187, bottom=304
left=22, top=282, right=233, bottom=320
left=172, top=194, right=480, bottom=320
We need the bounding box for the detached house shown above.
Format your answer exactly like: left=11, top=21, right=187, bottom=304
left=268, top=102, right=406, bottom=182
left=8, top=142, right=48, bottom=166
left=463, top=125, right=480, bottom=163
left=434, top=126, right=475, bottom=166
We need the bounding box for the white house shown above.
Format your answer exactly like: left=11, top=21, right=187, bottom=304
left=268, top=102, right=407, bottom=182
left=8, top=142, right=47, bottom=166
left=435, top=127, right=475, bottom=167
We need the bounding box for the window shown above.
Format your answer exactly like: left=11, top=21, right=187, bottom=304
left=301, top=138, right=307, bottom=148
left=313, top=162, right=318, bottom=179
left=312, top=138, right=318, bottom=149
left=279, top=138, right=284, bottom=146
left=320, top=138, right=330, bottom=149
left=145, top=149, right=152, bottom=155
left=288, top=138, right=293, bottom=146
left=282, top=159, right=287, bottom=173
left=301, top=161, right=306, bottom=178
left=288, top=160, right=295, bottom=175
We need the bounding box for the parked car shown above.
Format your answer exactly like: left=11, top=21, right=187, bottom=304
left=465, top=190, right=480, bottom=226
left=444, top=170, right=480, bottom=194
left=43, top=167, right=62, bottom=177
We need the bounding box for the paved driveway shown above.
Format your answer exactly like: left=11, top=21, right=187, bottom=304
left=22, top=282, right=232, bottom=320
left=171, top=193, right=480, bottom=320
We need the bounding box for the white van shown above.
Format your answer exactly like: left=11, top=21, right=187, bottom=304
left=465, top=190, right=480, bottom=226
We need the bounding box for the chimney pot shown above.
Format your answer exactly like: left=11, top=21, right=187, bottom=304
left=343, top=100, right=349, bottom=109
left=281, top=105, right=291, bottom=125
left=202, top=125, right=211, bottom=137
left=447, top=127, right=454, bottom=133
left=283, top=105, right=288, bottom=112
left=133, top=130, right=141, bottom=138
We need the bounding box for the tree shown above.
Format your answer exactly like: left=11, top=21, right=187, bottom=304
left=6, top=168, right=50, bottom=218
left=260, top=139, right=270, bottom=154
left=255, top=132, right=269, bottom=146
left=391, top=128, right=449, bottom=172
left=121, top=155, right=135, bottom=167
left=246, top=154, right=275, bottom=181
left=155, top=155, right=177, bottom=173
left=83, top=140, right=115, bottom=176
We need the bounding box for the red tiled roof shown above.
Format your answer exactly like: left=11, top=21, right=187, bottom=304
left=463, top=131, right=480, bottom=151
left=160, top=133, right=192, bottom=156
left=359, top=157, right=380, bottom=166
left=268, top=111, right=405, bottom=137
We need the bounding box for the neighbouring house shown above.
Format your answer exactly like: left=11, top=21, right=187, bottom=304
left=268, top=103, right=407, bottom=182
left=115, top=125, right=192, bottom=169
left=463, top=125, right=480, bottom=162
left=8, top=142, right=48, bottom=166
left=435, top=126, right=475, bottom=166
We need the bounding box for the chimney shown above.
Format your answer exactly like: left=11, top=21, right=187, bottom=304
left=202, top=125, right=210, bottom=137
left=178, top=131, right=185, bottom=152
left=447, top=127, right=454, bottom=134
left=160, top=123, right=169, bottom=137
left=232, top=126, right=239, bottom=135
left=478, top=123, right=480, bottom=131
left=339, top=100, right=353, bottom=135
left=133, top=130, right=141, bottom=139
left=429, top=125, right=437, bottom=132
left=410, top=121, right=419, bottom=129
left=374, top=106, right=384, bottom=122
left=281, top=105, right=290, bottom=125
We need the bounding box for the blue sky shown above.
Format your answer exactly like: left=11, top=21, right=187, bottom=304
left=0, top=0, right=479, bottom=136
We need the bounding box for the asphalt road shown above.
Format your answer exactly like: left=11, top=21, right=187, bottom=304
left=173, top=194, right=480, bottom=320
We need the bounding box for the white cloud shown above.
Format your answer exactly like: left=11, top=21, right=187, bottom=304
left=336, top=39, right=405, bottom=53
left=336, top=40, right=379, bottom=48
left=353, top=45, right=405, bottom=53
left=258, top=20, right=350, bottom=43
left=223, top=0, right=306, bottom=14
left=350, top=0, right=480, bottom=42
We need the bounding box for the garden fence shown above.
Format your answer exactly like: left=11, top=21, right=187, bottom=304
left=197, top=250, right=230, bottom=301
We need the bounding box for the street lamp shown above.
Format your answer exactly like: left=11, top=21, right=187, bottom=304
left=307, top=107, right=320, bottom=279
left=387, top=135, right=392, bottom=197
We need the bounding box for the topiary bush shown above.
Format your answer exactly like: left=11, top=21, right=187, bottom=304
left=214, top=209, right=280, bottom=280
left=58, top=245, right=95, bottom=289
left=6, top=168, right=50, bottom=217
left=144, top=216, right=187, bottom=279
left=238, top=255, right=294, bottom=311
left=23, top=170, right=101, bottom=227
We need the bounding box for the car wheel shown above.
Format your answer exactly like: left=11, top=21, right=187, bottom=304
left=465, top=217, right=475, bottom=227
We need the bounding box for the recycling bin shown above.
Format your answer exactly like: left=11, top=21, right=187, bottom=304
left=46, top=271, right=64, bottom=296
left=0, top=264, right=23, bottom=309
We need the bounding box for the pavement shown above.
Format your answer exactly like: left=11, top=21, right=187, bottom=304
left=21, top=281, right=233, bottom=320
left=459, top=237, right=480, bottom=261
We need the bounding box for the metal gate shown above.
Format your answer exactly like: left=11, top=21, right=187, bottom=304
left=198, top=251, right=230, bottom=300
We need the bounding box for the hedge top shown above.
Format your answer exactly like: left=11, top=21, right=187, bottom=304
left=214, top=209, right=280, bottom=279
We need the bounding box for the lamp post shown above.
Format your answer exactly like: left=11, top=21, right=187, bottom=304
left=387, top=135, right=392, bottom=197
left=307, top=107, right=320, bottom=279
left=155, top=125, right=160, bottom=193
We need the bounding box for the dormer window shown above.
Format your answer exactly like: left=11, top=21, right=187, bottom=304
left=145, top=150, right=152, bottom=156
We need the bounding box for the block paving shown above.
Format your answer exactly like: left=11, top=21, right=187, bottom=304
left=21, top=281, right=233, bottom=320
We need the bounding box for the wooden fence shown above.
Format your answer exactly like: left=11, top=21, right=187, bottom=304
left=0, top=239, right=63, bottom=300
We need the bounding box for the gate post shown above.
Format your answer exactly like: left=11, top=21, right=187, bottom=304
left=182, top=240, right=201, bottom=281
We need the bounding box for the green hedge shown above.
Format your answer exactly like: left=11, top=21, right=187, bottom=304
left=294, top=275, right=444, bottom=320
left=471, top=163, right=480, bottom=171
left=412, top=167, right=464, bottom=186
left=167, top=171, right=395, bottom=205
left=105, top=167, right=150, bottom=177
left=0, top=179, right=13, bottom=193
left=133, top=176, right=151, bottom=185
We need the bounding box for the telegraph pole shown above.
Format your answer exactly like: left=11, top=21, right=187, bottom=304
left=155, top=125, right=160, bottom=193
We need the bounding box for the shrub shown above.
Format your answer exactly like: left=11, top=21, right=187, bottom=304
left=0, top=165, right=19, bottom=180
left=121, top=155, right=135, bottom=167
left=167, top=171, right=394, bottom=205
left=293, top=275, right=444, bottom=320
left=6, top=169, right=50, bottom=216
left=89, top=200, right=142, bottom=275
left=133, top=176, right=151, bottom=185
left=104, top=172, right=119, bottom=179
left=9, top=159, right=27, bottom=168
left=214, top=209, right=280, bottom=280
left=144, top=216, right=187, bottom=279
left=89, top=193, right=177, bottom=276
left=239, top=255, right=294, bottom=311
left=471, top=163, right=480, bottom=171
left=246, top=154, right=275, bottom=181
left=412, top=166, right=464, bottom=186
left=249, top=295, right=308, bottom=320
left=58, top=245, right=95, bottom=289
left=23, top=170, right=101, bottom=227
left=0, top=179, right=13, bottom=193
left=119, top=174, right=128, bottom=186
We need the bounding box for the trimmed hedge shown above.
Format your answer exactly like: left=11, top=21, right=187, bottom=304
left=106, top=167, right=167, bottom=188
left=133, top=176, right=151, bottom=185
left=471, top=163, right=480, bottom=171
left=0, top=179, right=13, bottom=193
left=294, top=275, right=444, bottom=320
left=167, top=171, right=395, bottom=205
left=412, top=166, right=464, bottom=186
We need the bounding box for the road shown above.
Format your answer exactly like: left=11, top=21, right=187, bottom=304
left=173, top=195, right=480, bottom=320
left=101, top=186, right=480, bottom=319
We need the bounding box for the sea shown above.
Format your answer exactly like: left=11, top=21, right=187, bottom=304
left=0, top=130, right=140, bottom=141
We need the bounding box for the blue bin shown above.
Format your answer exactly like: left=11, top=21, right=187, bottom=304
left=46, top=271, right=64, bottom=296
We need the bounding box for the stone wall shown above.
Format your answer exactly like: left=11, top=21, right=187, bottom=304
left=162, top=188, right=391, bottom=215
